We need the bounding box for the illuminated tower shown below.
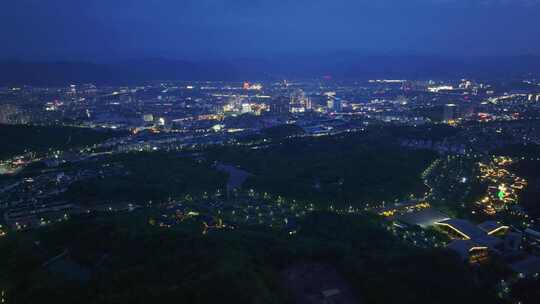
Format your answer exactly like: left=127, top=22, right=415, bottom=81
left=305, top=97, right=312, bottom=111
left=443, top=104, right=457, bottom=122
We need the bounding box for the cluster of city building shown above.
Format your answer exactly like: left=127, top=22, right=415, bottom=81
left=477, top=157, right=527, bottom=215
left=1, top=78, right=539, bottom=132
left=2, top=77, right=540, bottom=283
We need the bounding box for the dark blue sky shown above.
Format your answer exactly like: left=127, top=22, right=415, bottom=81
left=2, top=0, right=540, bottom=61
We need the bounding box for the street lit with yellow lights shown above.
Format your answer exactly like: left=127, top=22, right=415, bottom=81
left=477, top=156, right=527, bottom=215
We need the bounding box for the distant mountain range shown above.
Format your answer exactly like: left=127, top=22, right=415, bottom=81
left=1, top=55, right=539, bottom=85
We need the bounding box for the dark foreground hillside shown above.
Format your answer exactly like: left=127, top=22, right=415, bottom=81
left=0, top=211, right=502, bottom=304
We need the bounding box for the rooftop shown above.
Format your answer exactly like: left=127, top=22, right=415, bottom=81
left=397, top=208, right=450, bottom=228
left=437, top=219, right=487, bottom=240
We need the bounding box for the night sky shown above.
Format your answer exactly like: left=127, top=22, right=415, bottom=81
left=2, top=0, right=540, bottom=61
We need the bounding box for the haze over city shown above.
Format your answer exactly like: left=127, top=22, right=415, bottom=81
left=2, top=0, right=540, bottom=60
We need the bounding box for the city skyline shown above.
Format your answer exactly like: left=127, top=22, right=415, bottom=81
left=3, top=1, right=540, bottom=303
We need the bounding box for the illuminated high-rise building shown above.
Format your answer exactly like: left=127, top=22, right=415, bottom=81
left=143, top=114, right=154, bottom=122
left=326, top=95, right=342, bottom=113
left=333, top=98, right=343, bottom=112
left=327, top=99, right=334, bottom=111
left=443, top=104, right=457, bottom=122
left=305, top=97, right=312, bottom=111
left=271, top=96, right=291, bottom=115
left=241, top=103, right=252, bottom=114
